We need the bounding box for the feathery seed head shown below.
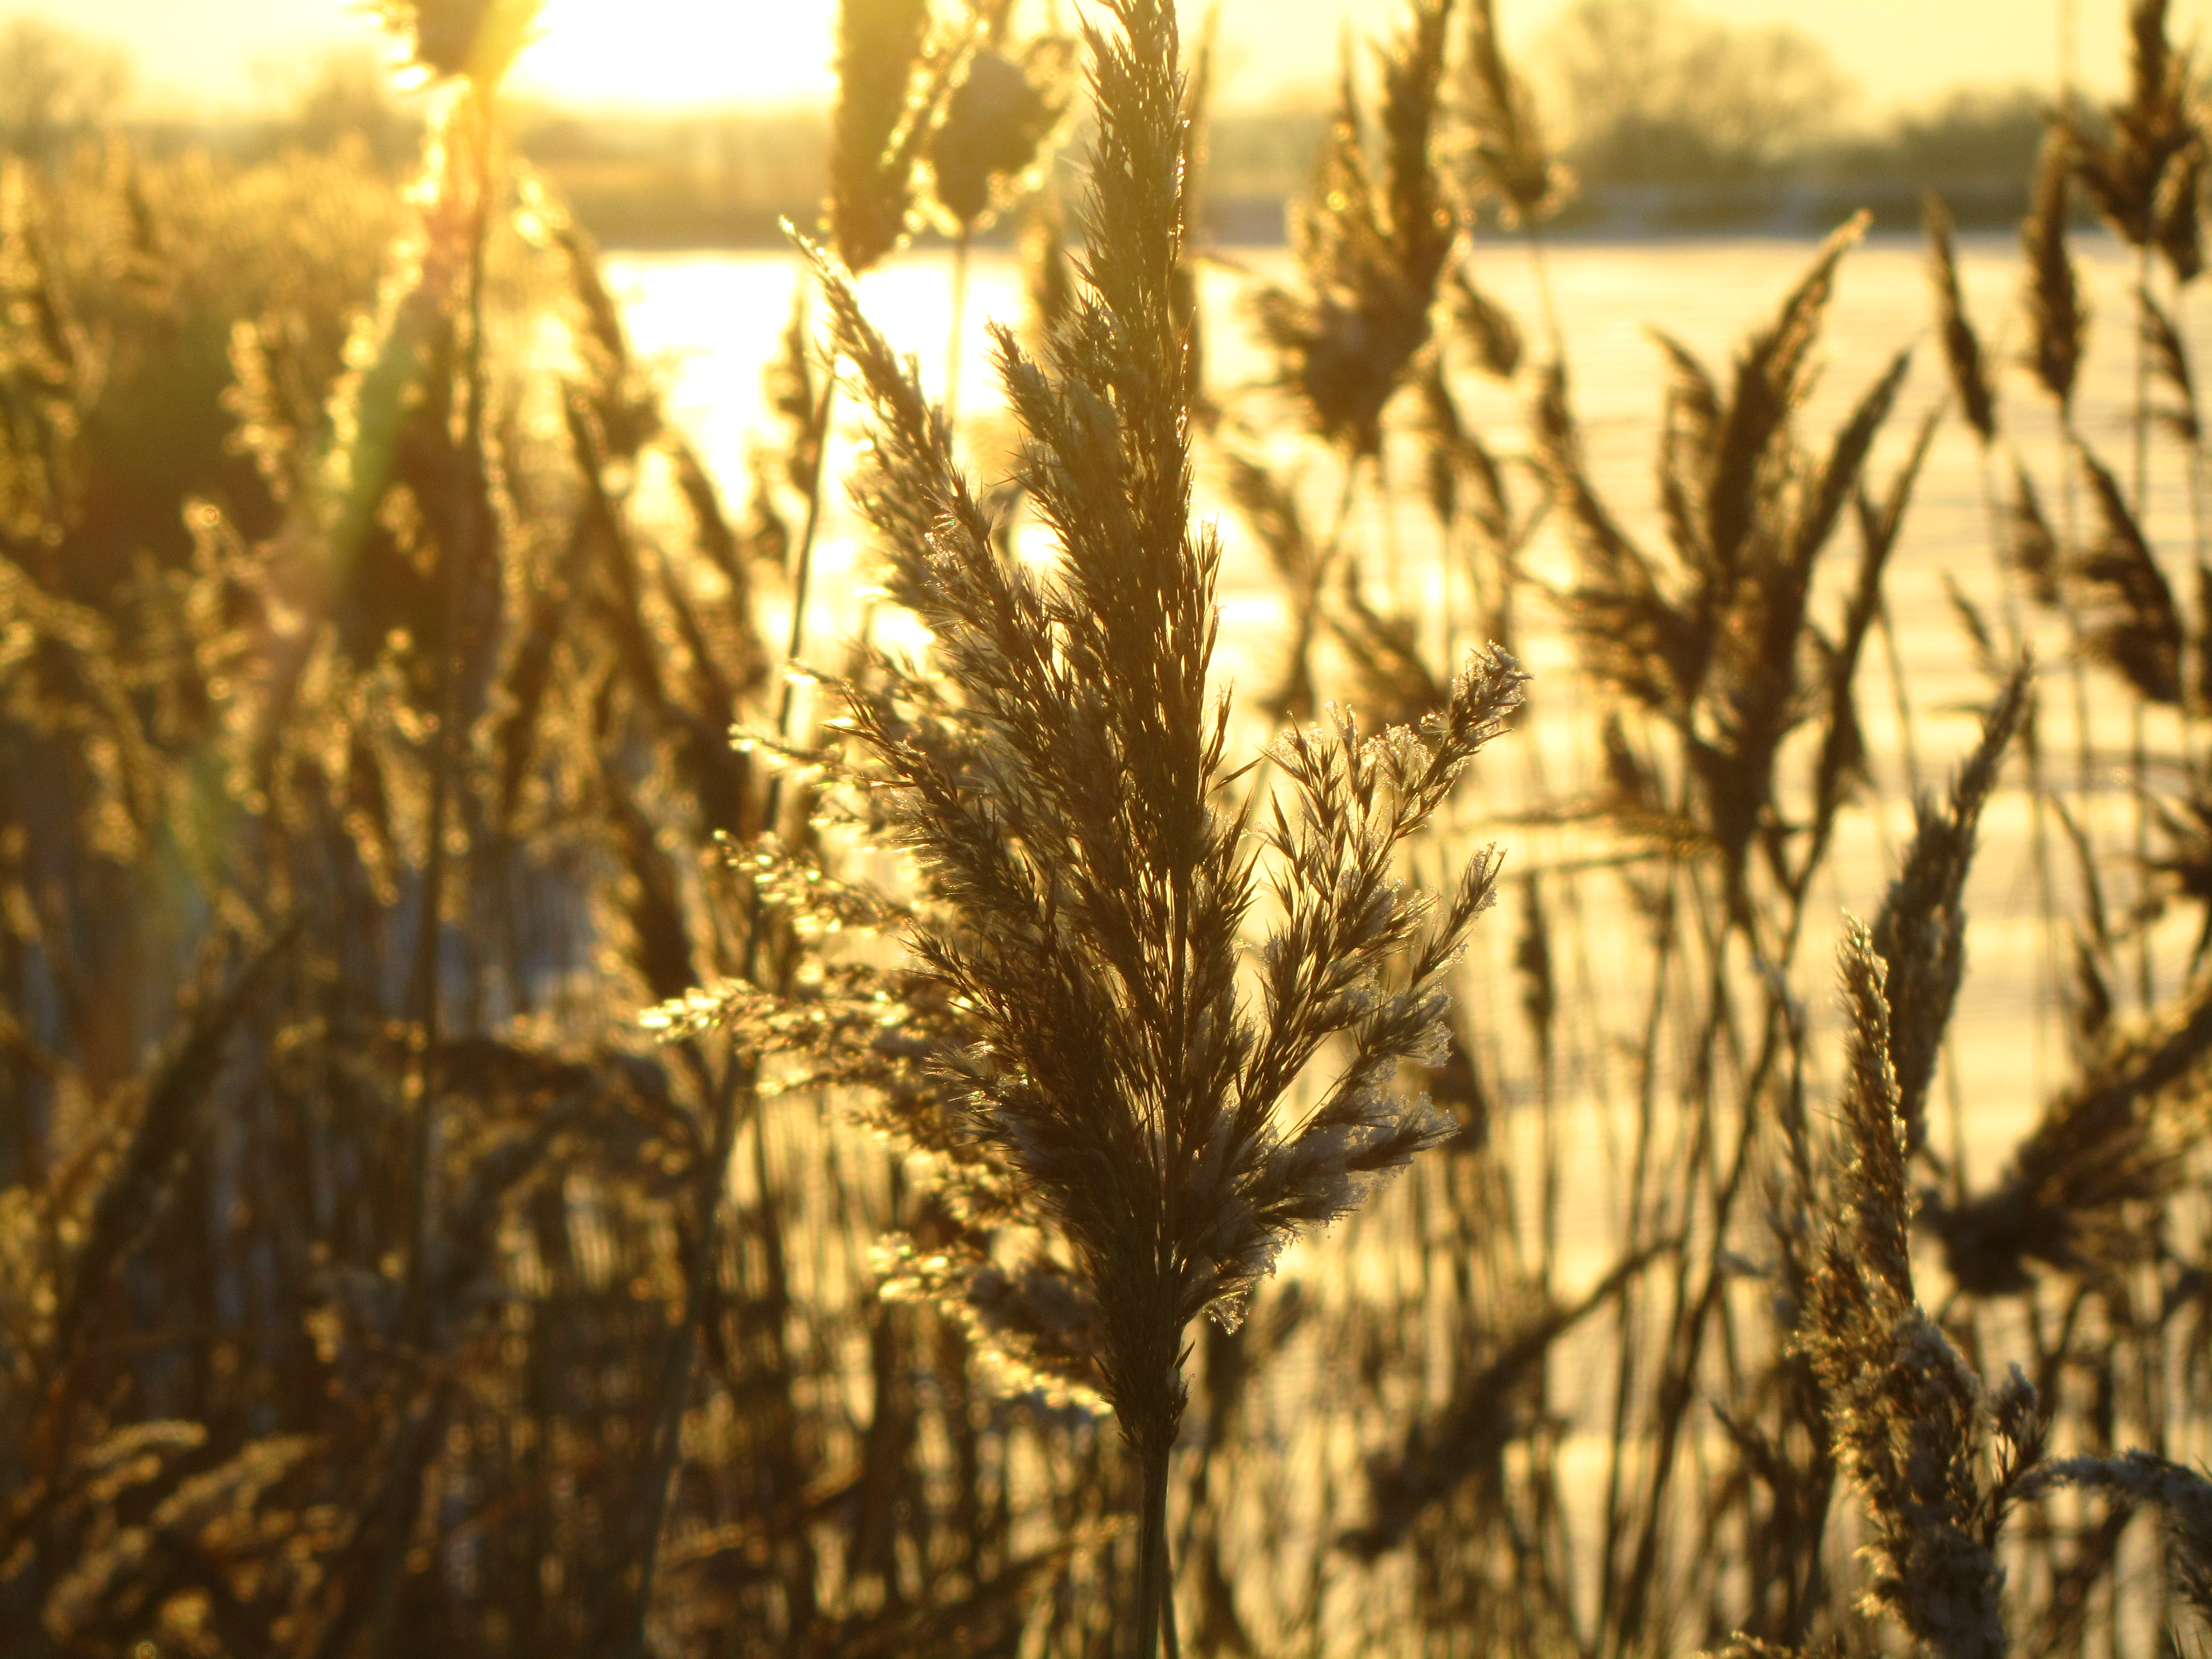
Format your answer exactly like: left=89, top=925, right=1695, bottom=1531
left=370, top=0, right=544, bottom=88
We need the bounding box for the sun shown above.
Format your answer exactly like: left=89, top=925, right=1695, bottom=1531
left=513, top=0, right=838, bottom=107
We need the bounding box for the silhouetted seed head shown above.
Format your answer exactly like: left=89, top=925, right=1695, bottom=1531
left=1251, top=0, right=1459, bottom=456
left=2005, top=461, right=2062, bottom=608
left=760, top=291, right=826, bottom=507
left=1870, top=669, right=2026, bottom=1160
left=1542, top=219, right=1909, bottom=902
left=1328, top=559, right=1452, bottom=726
left=2140, top=284, right=2202, bottom=446
left=1339, top=1247, right=1650, bottom=1557
left=1927, top=969, right=2209, bottom=1296
left=2156, top=139, right=2206, bottom=283
left=2067, top=0, right=2198, bottom=249
left=1805, top=924, right=2020, bottom=1659
left=371, top=0, right=544, bottom=88
left=2072, top=444, right=2184, bottom=705
left=1924, top=192, right=1996, bottom=445
left=2028, top=1453, right=2212, bottom=1620
left=2022, top=127, right=2087, bottom=408
left=1448, top=267, right=1522, bottom=379
left=1461, top=0, right=1570, bottom=227
left=2155, top=779, right=2212, bottom=953
left=1512, top=871, right=1553, bottom=1055
left=928, top=39, right=1074, bottom=232
left=830, top=0, right=935, bottom=273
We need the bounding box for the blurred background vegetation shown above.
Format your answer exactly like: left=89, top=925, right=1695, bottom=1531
left=0, top=1, right=2078, bottom=244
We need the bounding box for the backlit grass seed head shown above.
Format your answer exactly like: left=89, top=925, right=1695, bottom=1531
left=1537, top=216, right=1910, bottom=897
left=2141, top=284, right=2203, bottom=448
left=830, top=0, right=938, bottom=273
left=2028, top=1452, right=2212, bottom=1620
left=1806, top=924, right=2018, bottom=1659
left=1924, top=192, right=1995, bottom=445
left=2068, top=0, right=2199, bottom=250
left=2022, top=127, right=2087, bottom=408
left=369, top=0, right=544, bottom=88
left=2155, top=139, right=2205, bottom=282
left=927, top=36, right=1076, bottom=232
left=2005, top=461, right=2061, bottom=607
left=794, top=14, right=1517, bottom=1492
left=1251, top=0, right=1460, bottom=457
left=2073, top=443, right=2185, bottom=705
left=1461, top=0, right=1571, bottom=227
left=800, top=191, right=1523, bottom=1437
left=1870, top=667, right=2025, bottom=1159
left=1926, top=961, right=2211, bottom=1295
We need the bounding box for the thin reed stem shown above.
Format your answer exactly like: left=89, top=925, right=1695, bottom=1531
left=759, top=371, right=841, bottom=857
left=608, top=1057, right=744, bottom=1659
left=2136, top=245, right=2155, bottom=516
left=946, top=225, right=971, bottom=423
left=367, top=86, right=500, bottom=1659
left=1138, top=1424, right=1181, bottom=1659
left=2057, top=404, right=2097, bottom=806
left=1877, top=595, right=1925, bottom=797
left=1523, top=224, right=1564, bottom=362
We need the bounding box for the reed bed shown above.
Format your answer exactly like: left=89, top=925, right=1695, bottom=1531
left=15, top=0, right=2212, bottom=1655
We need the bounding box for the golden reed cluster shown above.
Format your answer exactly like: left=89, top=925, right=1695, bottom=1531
left=8, top=0, right=2212, bottom=1654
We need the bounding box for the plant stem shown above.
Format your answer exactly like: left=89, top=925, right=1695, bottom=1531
left=946, top=224, right=972, bottom=425
left=1135, top=1429, right=1174, bottom=1659
left=760, top=370, right=842, bottom=852
left=2130, top=258, right=2157, bottom=1008
left=366, top=83, right=497, bottom=1659
left=2135, top=244, right=2153, bottom=518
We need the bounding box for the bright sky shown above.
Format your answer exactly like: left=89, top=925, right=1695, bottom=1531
left=19, top=0, right=2212, bottom=114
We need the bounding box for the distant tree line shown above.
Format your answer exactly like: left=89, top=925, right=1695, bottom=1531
left=0, top=5, right=2092, bottom=242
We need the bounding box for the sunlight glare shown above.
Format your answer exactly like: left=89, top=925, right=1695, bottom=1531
left=516, top=0, right=838, bottom=107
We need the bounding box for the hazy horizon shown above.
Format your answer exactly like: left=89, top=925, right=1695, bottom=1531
left=13, top=0, right=2209, bottom=119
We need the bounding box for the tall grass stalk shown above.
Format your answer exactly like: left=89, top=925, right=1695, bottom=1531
left=782, top=2, right=1523, bottom=1647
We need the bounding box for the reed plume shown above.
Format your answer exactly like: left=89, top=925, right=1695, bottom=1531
left=1250, top=0, right=1459, bottom=457
left=1925, top=192, right=1997, bottom=446
left=1803, top=924, right=2041, bottom=1659
left=1926, top=962, right=2212, bottom=1295
left=2067, top=0, right=2199, bottom=253
left=2140, top=282, right=2203, bottom=447
left=1341, top=1246, right=1655, bottom=1558
left=370, top=0, right=543, bottom=88
left=777, top=0, right=1523, bottom=1643
left=2073, top=443, right=2185, bottom=705
left=1870, top=666, right=2028, bottom=1158
left=1449, top=265, right=1523, bottom=380
left=2005, top=459, right=2062, bottom=607
left=925, top=4, right=1075, bottom=235
left=1536, top=216, right=1913, bottom=907
left=1460, top=0, right=1569, bottom=227
left=2022, top=127, right=2088, bottom=410
left=828, top=0, right=937, bottom=273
